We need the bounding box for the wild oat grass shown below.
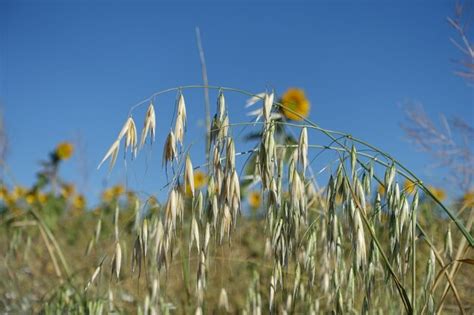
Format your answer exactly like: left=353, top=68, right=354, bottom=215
left=0, top=85, right=473, bottom=314
left=94, top=86, right=472, bottom=314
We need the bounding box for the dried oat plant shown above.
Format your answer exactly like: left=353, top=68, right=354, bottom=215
left=92, top=85, right=473, bottom=314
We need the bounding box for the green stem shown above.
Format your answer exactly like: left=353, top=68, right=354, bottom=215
left=29, top=208, right=71, bottom=277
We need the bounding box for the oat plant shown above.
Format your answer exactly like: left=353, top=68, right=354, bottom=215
left=93, top=85, right=473, bottom=314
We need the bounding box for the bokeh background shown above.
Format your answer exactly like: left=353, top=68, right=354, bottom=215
left=1, top=0, right=472, bottom=203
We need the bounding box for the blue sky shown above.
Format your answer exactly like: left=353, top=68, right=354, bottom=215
left=1, top=0, right=473, bottom=204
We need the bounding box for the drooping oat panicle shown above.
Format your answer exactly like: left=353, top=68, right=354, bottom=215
left=140, top=102, right=156, bottom=148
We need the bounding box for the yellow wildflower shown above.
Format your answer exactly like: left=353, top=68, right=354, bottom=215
left=111, top=184, right=125, bottom=196
left=403, top=179, right=416, bottom=195
left=11, top=186, right=27, bottom=201
left=72, top=194, right=86, bottom=209
left=462, top=190, right=474, bottom=208
left=25, top=192, right=36, bottom=205
left=61, top=183, right=76, bottom=199
left=248, top=191, right=262, bottom=208
left=4, top=194, right=15, bottom=207
left=55, top=142, right=74, bottom=160
left=194, top=171, right=207, bottom=190
left=102, top=188, right=114, bottom=202
left=0, top=186, right=8, bottom=200
left=377, top=184, right=386, bottom=196
left=37, top=193, right=48, bottom=204
left=102, top=184, right=125, bottom=202
left=280, top=88, right=310, bottom=121
left=428, top=186, right=446, bottom=202
left=186, top=171, right=207, bottom=196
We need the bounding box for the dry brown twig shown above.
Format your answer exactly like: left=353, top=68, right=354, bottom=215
left=448, top=1, right=474, bottom=83
left=401, top=104, right=473, bottom=192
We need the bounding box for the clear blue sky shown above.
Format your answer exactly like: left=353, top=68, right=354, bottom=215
left=1, top=0, right=473, bottom=204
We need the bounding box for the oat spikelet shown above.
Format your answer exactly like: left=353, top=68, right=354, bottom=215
left=97, top=139, right=120, bottom=170
left=218, top=288, right=229, bottom=312
left=177, top=92, right=187, bottom=123
left=126, top=117, right=138, bottom=158
left=98, top=116, right=138, bottom=170
left=85, top=263, right=102, bottom=291
left=190, top=216, right=200, bottom=253
left=263, top=92, right=274, bottom=121
left=174, top=93, right=187, bottom=144
left=218, top=92, right=226, bottom=122
left=142, top=218, right=149, bottom=257
left=140, top=102, right=156, bottom=148
left=298, top=127, right=308, bottom=174
left=245, top=92, right=266, bottom=107
left=114, top=242, right=122, bottom=279
left=185, top=155, right=195, bottom=197
left=226, top=138, right=236, bottom=172
left=163, top=131, right=177, bottom=167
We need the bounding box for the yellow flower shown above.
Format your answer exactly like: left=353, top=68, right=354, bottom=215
left=102, top=188, right=114, bottom=202
left=0, top=186, right=8, bottom=200
left=462, top=190, right=474, bottom=208
left=11, top=186, right=27, bottom=201
left=102, top=184, right=125, bottom=202
left=248, top=191, right=262, bottom=208
left=72, top=194, right=86, bottom=209
left=377, top=184, right=386, bottom=196
left=185, top=171, right=207, bottom=196
left=403, top=179, right=416, bottom=195
left=56, top=142, right=74, bottom=160
left=194, top=171, right=207, bottom=190
left=111, top=184, right=125, bottom=196
left=428, top=186, right=446, bottom=202
left=280, top=88, right=310, bottom=121
left=37, top=193, right=48, bottom=204
left=25, top=193, right=36, bottom=205
left=61, top=183, right=76, bottom=199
